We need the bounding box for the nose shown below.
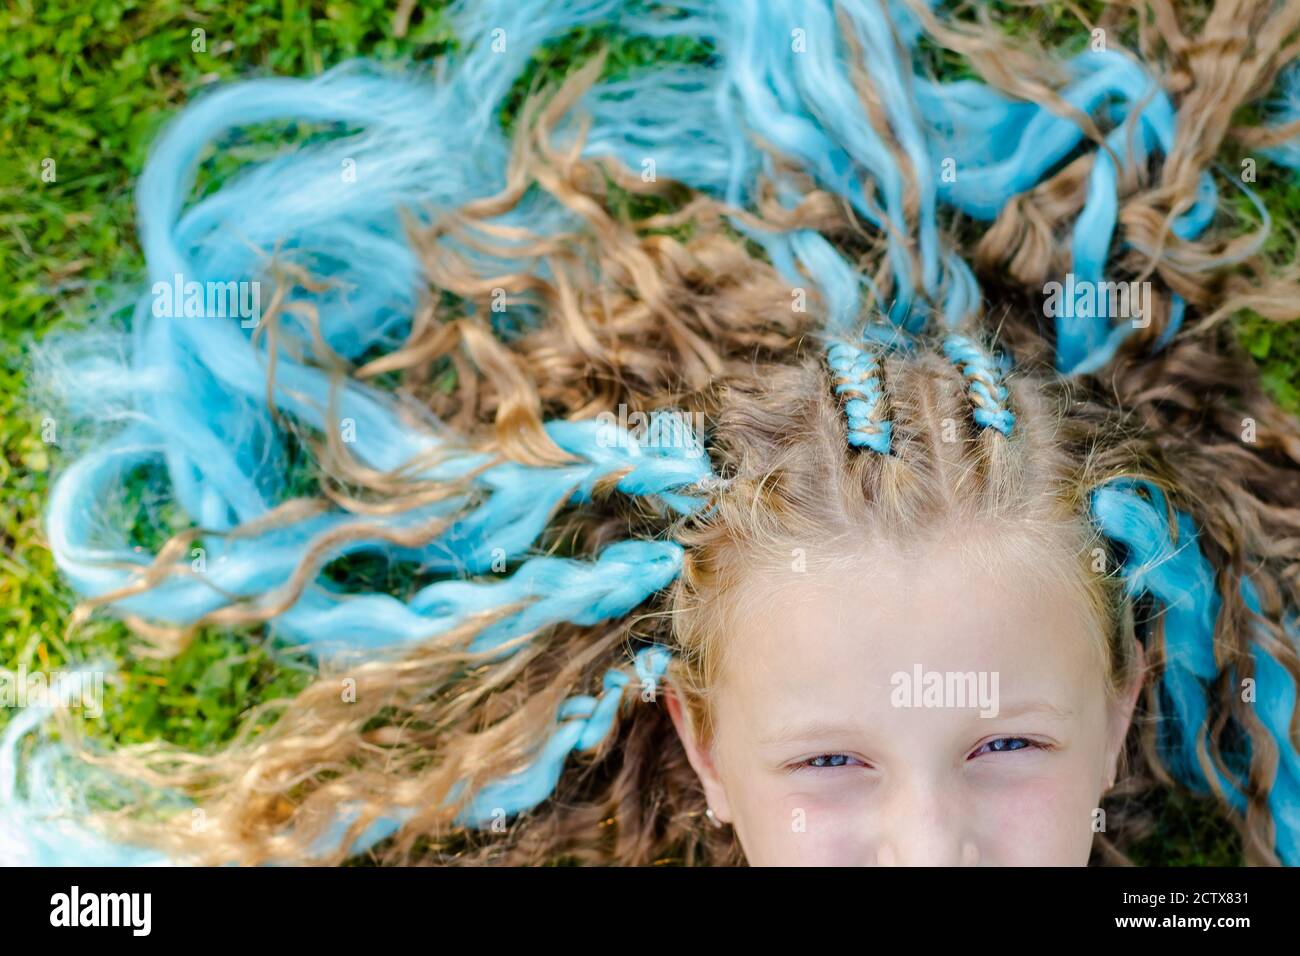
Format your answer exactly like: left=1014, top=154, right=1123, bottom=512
left=874, top=779, right=979, bottom=866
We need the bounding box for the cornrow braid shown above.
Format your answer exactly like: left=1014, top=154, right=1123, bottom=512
left=826, top=340, right=892, bottom=454
left=941, top=332, right=1016, bottom=436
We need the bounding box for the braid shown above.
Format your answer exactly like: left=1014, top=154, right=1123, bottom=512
left=826, top=341, right=892, bottom=455
left=940, top=333, right=1016, bottom=437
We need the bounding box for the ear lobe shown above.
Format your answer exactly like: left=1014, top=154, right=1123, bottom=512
left=664, top=684, right=734, bottom=823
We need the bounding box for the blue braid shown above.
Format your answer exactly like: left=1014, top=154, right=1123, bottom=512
left=826, top=340, right=893, bottom=454
left=325, top=645, right=674, bottom=854
left=941, top=333, right=1016, bottom=436
left=45, top=415, right=709, bottom=656
left=1091, top=479, right=1300, bottom=865
left=452, top=644, right=673, bottom=828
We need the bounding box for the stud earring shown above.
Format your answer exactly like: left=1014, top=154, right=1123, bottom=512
left=705, top=807, right=724, bottom=828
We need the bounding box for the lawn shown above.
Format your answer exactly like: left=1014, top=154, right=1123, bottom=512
left=2, top=0, right=1294, bottom=864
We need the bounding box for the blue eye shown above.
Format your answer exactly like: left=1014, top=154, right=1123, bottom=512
left=971, top=737, right=1042, bottom=758
left=800, top=753, right=867, bottom=770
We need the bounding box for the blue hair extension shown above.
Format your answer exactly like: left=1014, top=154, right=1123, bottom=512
left=594, top=0, right=974, bottom=331
left=11, top=0, right=720, bottom=863
left=1239, top=578, right=1300, bottom=865
left=12, top=0, right=1300, bottom=864
left=297, top=645, right=676, bottom=858
left=0, top=648, right=675, bottom=864
left=940, top=333, right=1015, bottom=436
left=827, top=340, right=892, bottom=454
left=1090, top=479, right=1300, bottom=865
left=316, top=646, right=675, bottom=857
left=0, top=671, right=174, bottom=866
left=44, top=416, right=709, bottom=653
left=1258, top=62, right=1300, bottom=171
left=919, top=50, right=1218, bottom=374
left=592, top=3, right=1220, bottom=366
left=453, top=644, right=673, bottom=828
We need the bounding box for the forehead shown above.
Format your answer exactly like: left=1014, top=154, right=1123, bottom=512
left=716, top=529, right=1106, bottom=724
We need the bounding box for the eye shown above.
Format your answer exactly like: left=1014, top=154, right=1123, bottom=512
left=796, top=753, right=869, bottom=771
left=969, top=737, right=1046, bottom=758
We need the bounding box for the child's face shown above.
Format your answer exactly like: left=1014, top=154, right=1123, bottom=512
left=667, top=528, right=1141, bottom=865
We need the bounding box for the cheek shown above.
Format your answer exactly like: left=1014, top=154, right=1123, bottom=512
left=973, top=764, right=1102, bottom=864
left=726, top=762, right=1106, bottom=865
left=976, top=703, right=1115, bottom=863
left=711, top=731, right=872, bottom=865
left=730, top=780, right=876, bottom=866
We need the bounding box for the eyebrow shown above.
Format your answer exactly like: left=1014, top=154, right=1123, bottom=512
left=757, top=720, right=865, bottom=747
left=756, top=700, right=1076, bottom=746
left=987, top=699, right=1076, bottom=721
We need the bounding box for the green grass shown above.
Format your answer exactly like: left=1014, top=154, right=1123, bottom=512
left=1, top=0, right=461, bottom=754
left=2, top=0, right=1296, bottom=864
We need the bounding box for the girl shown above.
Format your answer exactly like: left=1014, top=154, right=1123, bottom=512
left=6, top=0, right=1300, bottom=865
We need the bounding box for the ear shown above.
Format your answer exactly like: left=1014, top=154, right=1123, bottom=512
left=664, top=683, right=734, bottom=824
left=1104, top=636, right=1147, bottom=791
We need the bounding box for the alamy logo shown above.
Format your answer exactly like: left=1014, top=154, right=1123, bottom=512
left=1042, top=273, right=1151, bottom=327
left=890, top=665, right=1000, bottom=717
left=152, top=272, right=261, bottom=328
left=595, top=405, right=706, bottom=459
left=50, top=886, right=151, bottom=936
left=0, top=667, right=104, bottom=718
